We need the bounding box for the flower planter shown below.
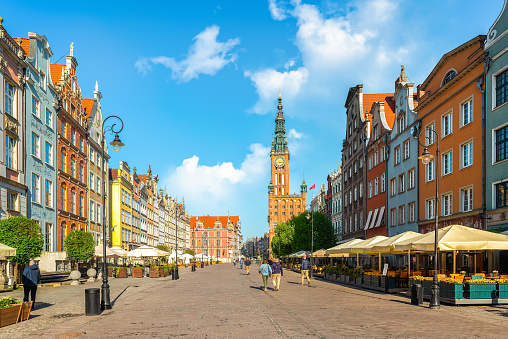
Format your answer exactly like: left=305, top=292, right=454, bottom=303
left=108, top=268, right=114, bottom=278
left=149, top=267, right=160, bottom=278
left=339, top=275, right=345, bottom=282
left=464, top=283, right=497, bottom=299
left=117, top=268, right=127, bottom=278
left=498, top=283, right=508, bottom=298
left=19, top=302, right=32, bottom=322
left=159, top=268, right=164, bottom=277
left=422, top=280, right=432, bottom=295
left=364, top=275, right=371, bottom=286
left=371, top=276, right=380, bottom=287
left=380, top=276, right=396, bottom=289
left=355, top=277, right=362, bottom=286
left=332, top=274, right=337, bottom=281
left=439, top=282, right=464, bottom=299
left=0, top=304, right=22, bottom=327
left=132, top=268, right=143, bottom=278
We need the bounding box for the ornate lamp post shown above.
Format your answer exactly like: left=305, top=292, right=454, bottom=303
left=101, top=116, right=124, bottom=310
left=417, top=127, right=440, bottom=309
left=306, top=209, right=314, bottom=279
left=174, top=201, right=182, bottom=280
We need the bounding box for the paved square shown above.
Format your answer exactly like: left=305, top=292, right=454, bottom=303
left=2, top=264, right=508, bottom=338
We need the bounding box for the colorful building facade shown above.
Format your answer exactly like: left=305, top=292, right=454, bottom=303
left=109, top=161, right=133, bottom=250
left=191, top=215, right=241, bottom=262
left=21, top=33, right=58, bottom=251
left=485, top=0, right=508, bottom=230
left=416, top=36, right=486, bottom=233
left=386, top=67, right=420, bottom=236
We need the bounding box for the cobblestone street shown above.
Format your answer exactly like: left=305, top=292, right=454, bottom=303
left=2, top=264, right=508, bottom=338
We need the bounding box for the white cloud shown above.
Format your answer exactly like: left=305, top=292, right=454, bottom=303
left=244, top=67, right=309, bottom=114
left=268, top=0, right=288, bottom=20
left=246, top=0, right=406, bottom=118
left=163, top=143, right=269, bottom=213
left=287, top=128, right=304, bottom=139
left=135, top=25, right=240, bottom=83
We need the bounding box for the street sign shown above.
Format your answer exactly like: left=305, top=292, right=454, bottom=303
left=382, top=264, right=389, bottom=276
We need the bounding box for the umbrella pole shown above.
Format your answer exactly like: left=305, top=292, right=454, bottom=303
left=408, top=250, right=411, bottom=277
left=378, top=253, right=381, bottom=272
left=356, top=253, right=359, bottom=267
left=474, top=254, right=476, bottom=274
left=453, top=250, right=456, bottom=274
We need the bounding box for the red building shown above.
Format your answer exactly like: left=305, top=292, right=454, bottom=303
left=365, top=96, right=395, bottom=238
left=51, top=47, right=88, bottom=251
left=190, top=215, right=240, bottom=262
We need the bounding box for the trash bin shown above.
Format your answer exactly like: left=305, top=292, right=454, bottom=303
left=411, top=284, right=423, bottom=305
left=85, top=288, right=100, bottom=316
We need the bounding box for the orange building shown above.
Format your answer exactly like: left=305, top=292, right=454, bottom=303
left=267, top=94, right=307, bottom=257
left=51, top=47, right=88, bottom=251
left=190, top=215, right=241, bottom=262
left=365, top=96, right=395, bottom=238
left=415, top=35, right=487, bottom=233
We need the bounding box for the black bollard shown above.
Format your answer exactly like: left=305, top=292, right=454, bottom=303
left=172, top=269, right=176, bottom=280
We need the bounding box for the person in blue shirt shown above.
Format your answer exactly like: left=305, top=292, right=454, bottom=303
left=271, top=258, right=284, bottom=291
left=22, top=259, right=41, bottom=309
left=258, top=259, right=273, bottom=291
left=301, top=254, right=311, bottom=286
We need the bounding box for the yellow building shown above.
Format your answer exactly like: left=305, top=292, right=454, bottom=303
left=109, top=161, right=133, bottom=250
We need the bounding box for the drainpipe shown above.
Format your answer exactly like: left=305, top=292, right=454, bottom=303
left=478, top=54, right=491, bottom=229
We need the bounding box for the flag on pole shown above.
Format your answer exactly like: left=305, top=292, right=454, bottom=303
left=309, top=184, right=316, bottom=190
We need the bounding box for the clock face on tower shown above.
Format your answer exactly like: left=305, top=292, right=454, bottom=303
left=274, top=156, right=286, bottom=168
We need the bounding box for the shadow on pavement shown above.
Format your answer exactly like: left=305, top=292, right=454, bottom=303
left=111, top=286, right=130, bottom=306
left=34, top=302, right=53, bottom=310
left=250, top=285, right=270, bottom=291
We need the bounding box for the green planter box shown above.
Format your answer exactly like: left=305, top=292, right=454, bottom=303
left=498, top=283, right=508, bottom=298
left=439, top=282, right=464, bottom=299
left=422, top=280, right=432, bottom=295
left=371, top=276, right=380, bottom=287
left=364, top=275, right=371, bottom=286
left=464, top=283, right=497, bottom=299
left=380, top=276, right=396, bottom=289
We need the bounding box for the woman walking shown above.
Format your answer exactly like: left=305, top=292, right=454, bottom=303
left=258, top=259, right=272, bottom=291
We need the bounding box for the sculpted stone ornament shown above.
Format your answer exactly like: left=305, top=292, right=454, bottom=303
left=70, top=270, right=81, bottom=285
left=87, top=268, right=97, bottom=282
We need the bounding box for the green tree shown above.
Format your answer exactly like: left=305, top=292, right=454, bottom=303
left=0, top=217, right=43, bottom=265
left=156, top=245, right=169, bottom=252
left=290, top=212, right=336, bottom=253
left=271, top=221, right=294, bottom=257
left=64, top=230, right=95, bottom=269
left=184, top=249, right=195, bottom=256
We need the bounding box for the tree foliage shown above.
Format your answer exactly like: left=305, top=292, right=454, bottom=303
left=0, top=217, right=43, bottom=265
left=184, top=249, right=195, bottom=256
left=273, top=212, right=336, bottom=255
left=156, top=245, right=169, bottom=253
left=270, top=221, right=294, bottom=257
left=64, top=230, right=95, bottom=262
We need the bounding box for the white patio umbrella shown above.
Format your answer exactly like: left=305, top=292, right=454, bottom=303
left=94, top=245, right=118, bottom=257
left=110, top=246, right=128, bottom=257
left=182, top=253, right=193, bottom=264
left=127, top=245, right=160, bottom=258
left=195, top=253, right=208, bottom=261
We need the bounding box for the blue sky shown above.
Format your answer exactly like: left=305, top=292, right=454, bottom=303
left=3, top=0, right=503, bottom=239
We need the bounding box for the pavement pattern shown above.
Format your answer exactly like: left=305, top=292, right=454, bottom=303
left=1, top=264, right=508, bottom=338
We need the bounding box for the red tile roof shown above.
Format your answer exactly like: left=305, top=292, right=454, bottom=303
left=190, top=215, right=240, bottom=229
left=363, top=93, right=394, bottom=119
left=15, top=38, right=29, bottom=57
left=109, top=168, right=118, bottom=181
left=82, top=98, right=94, bottom=119
left=50, top=64, right=65, bottom=86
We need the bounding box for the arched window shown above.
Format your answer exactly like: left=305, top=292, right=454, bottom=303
left=442, top=69, right=457, bottom=86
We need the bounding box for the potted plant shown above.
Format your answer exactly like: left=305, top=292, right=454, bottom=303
left=132, top=265, right=143, bottom=278
left=496, top=278, right=508, bottom=298
left=0, top=297, right=22, bottom=327
left=149, top=264, right=160, bottom=278
left=116, top=267, right=127, bottom=278
left=19, top=301, right=32, bottom=322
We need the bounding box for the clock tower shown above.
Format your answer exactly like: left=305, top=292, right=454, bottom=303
left=267, top=93, right=307, bottom=258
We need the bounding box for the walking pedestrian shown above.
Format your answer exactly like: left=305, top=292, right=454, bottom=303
left=233, top=259, right=236, bottom=267
left=245, top=258, right=251, bottom=275
left=22, top=259, right=41, bottom=309
left=240, top=258, right=244, bottom=270
left=301, top=254, right=311, bottom=286
left=258, top=259, right=272, bottom=291
left=271, top=258, right=283, bottom=291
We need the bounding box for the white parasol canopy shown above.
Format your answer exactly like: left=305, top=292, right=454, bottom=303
left=110, top=246, right=128, bottom=257
left=94, top=245, right=118, bottom=257
left=127, top=245, right=161, bottom=258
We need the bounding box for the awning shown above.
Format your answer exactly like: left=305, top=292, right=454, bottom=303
left=369, top=208, right=379, bottom=229
left=364, top=210, right=373, bottom=230
left=373, top=206, right=385, bottom=228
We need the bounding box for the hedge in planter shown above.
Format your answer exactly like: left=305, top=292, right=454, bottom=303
left=439, top=278, right=464, bottom=299
left=380, top=276, right=396, bottom=289
left=498, top=281, right=508, bottom=298
left=464, top=279, right=497, bottom=299
left=0, top=297, right=22, bottom=328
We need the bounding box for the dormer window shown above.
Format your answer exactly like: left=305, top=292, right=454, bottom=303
left=398, top=114, right=405, bottom=134
left=373, top=125, right=379, bottom=140
left=442, top=70, right=457, bottom=86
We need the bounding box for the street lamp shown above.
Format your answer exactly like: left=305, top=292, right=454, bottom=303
left=101, top=115, right=124, bottom=310
left=275, top=224, right=281, bottom=260
left=306, top=210, right=314, bottom=279
left=174, top=202, right=182, bottom=280
left=417, top=127, right=440, bottom=309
